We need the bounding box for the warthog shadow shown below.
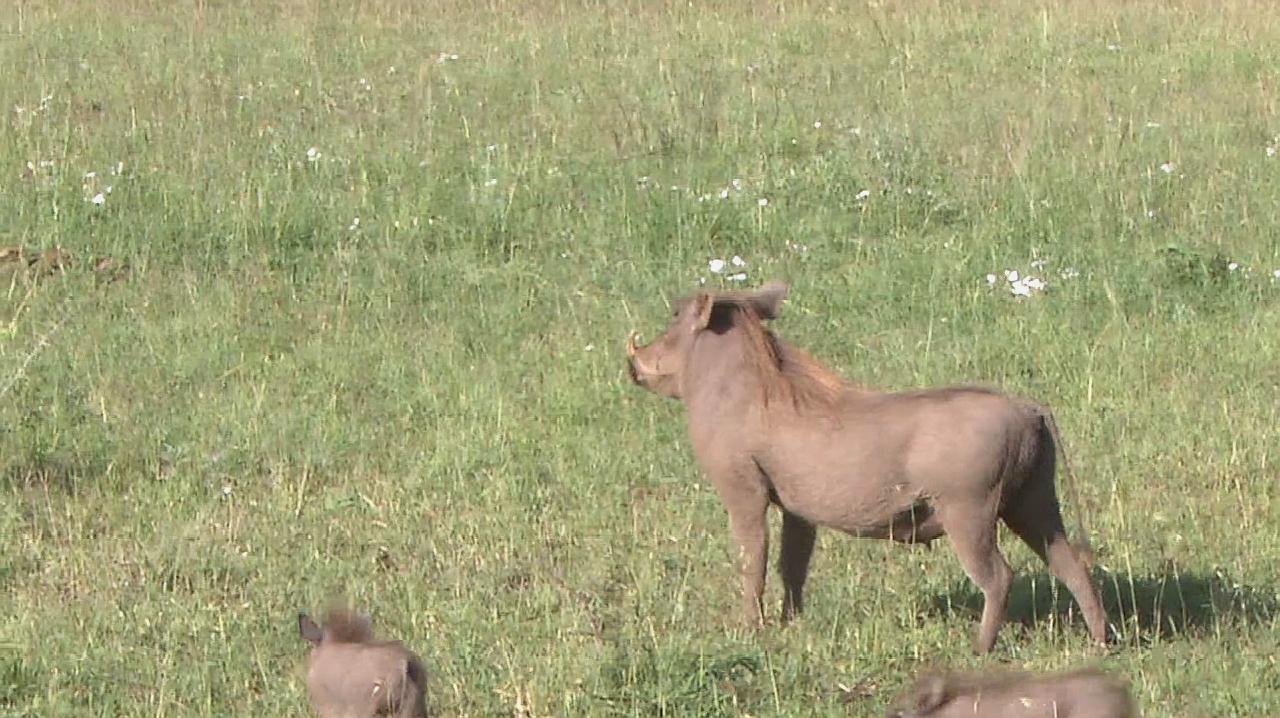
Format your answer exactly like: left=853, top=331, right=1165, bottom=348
left=2, top=454, right=91, bottom=495
left=931, top=562, right=1278, bottom=645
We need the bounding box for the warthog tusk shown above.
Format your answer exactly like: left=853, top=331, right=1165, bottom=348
left=626, top=332, right=639, bottom=357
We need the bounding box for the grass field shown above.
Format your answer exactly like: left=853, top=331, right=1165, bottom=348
left=3, top=0, right=1279, bottom=715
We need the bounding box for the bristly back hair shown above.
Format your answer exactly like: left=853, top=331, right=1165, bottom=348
left=320, top=607, right=376, bottom=644
left=728, top=303, right=848, bottom=412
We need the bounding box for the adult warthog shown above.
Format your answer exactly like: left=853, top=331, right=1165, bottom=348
left=625, top=281, right=1108, bottom=653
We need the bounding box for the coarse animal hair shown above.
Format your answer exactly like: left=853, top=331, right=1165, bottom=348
left=706, top=298, right=847, bottom=412
left=318, top=607, right=376, bottom=644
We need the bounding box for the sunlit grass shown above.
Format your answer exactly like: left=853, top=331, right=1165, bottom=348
left=2, top=0, right=1279, bottom=716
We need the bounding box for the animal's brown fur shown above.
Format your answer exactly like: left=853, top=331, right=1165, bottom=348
left=734, top=304, right=846, bottom=410
left=298, top=608, right=428, bottom=717
left=626, top=281, right=1109, bottom=653
left=888, top=667, right=1137, bottom=718
left=318, top=608, right=376, bottom=644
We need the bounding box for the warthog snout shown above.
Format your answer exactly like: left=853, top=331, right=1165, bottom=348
left=625, top=332, right=649, bottom=385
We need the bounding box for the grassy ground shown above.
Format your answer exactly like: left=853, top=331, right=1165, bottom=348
left=2, top=0, right=1279, bottom=715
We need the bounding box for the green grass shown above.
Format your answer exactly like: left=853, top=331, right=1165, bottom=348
left=3, top=0, right=1279, bottom=715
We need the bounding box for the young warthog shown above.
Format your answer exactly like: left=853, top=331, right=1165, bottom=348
left=625, top=282, right=1108, bottom=652
left=887, top=667, right=1136, bottom=718
left=298, top=608, right=428, bottom=717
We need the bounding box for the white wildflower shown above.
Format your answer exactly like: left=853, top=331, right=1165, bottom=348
left=584, top=344, right=595, bottom=352
left=1060, top=267, right=1080, bottom=279
left=113, top=161, right=124, bottom=175
left=728, top=272, right=748, bottom=282
left=1159, top=162, right=1176, bottom=174
left=484, top=178, right=498, bottom=187
left=1003, top=269, right=1020, bottom=282
left=1227, top=262, right=1240, bottom=272
left=1010, top=280, right=1033, bottom=298
left=91, top=193, right=105, bottom=205
left=1030, top=259, right=1047, bottom=269
left=813, top=121, right=822, bottom=129
left=1023, top=277, right=1046, bottom=290
left=1267, top=146, right=1277, bottom=158
left=731, top=255, right=746, bottom=267
left=757, top=198, right=769, bottom=207
left=306, top=147, right=321, bottom=162
left=84, top=171, right=96, bottom=179
left=1107, top=43, right=1121, bottom=51
left=348, top=217, right=360, bottom=231
left=708, top=258, right=726, bottom=274
left=718, top=188, right=730, bottom=199
left=731, top=178, right=743, bottom=191
left=985, top=273, right=998, bottom=286
left=855, top=189, right=871, bottom=200
left=1272, top=269, right=1280, bottom=280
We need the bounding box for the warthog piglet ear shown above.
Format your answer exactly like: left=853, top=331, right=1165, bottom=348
left=298, top=612, right=324, bottom=645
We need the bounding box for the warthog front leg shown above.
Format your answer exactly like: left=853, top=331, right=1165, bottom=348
left=779, top=511, right=817, bottom=621
left=724, top=486, right=770, bottom=627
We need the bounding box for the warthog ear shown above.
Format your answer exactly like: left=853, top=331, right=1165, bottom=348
left=690, top=291, right=714, bottom=331
left=298, top=612, right=324, bottom=645
left=749, top=281, right=790, bottom=320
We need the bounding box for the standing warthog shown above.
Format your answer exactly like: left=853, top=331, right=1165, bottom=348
left=887, top=667, right=1137, bottom=718
left=298, top=608, right=428, bottom=717
left=625, top=281, right=1108, bottom=653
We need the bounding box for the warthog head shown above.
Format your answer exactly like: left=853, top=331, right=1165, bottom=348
left=626, top=281, right=790, bottom=399
left=298, top=607, right=428, bottom=717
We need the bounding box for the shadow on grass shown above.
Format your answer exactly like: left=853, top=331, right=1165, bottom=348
left=931, top=564, right=1279, bottom=645
left=1, top=453, right=93, bottom=495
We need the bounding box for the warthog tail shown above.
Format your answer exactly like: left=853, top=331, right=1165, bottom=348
left=1041, top=407, right=1097, bottom=569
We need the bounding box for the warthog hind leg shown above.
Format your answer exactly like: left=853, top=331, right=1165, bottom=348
left=1001, top=471, right=1110, bottom=647
left=779, top=511, right=817, bottom=621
